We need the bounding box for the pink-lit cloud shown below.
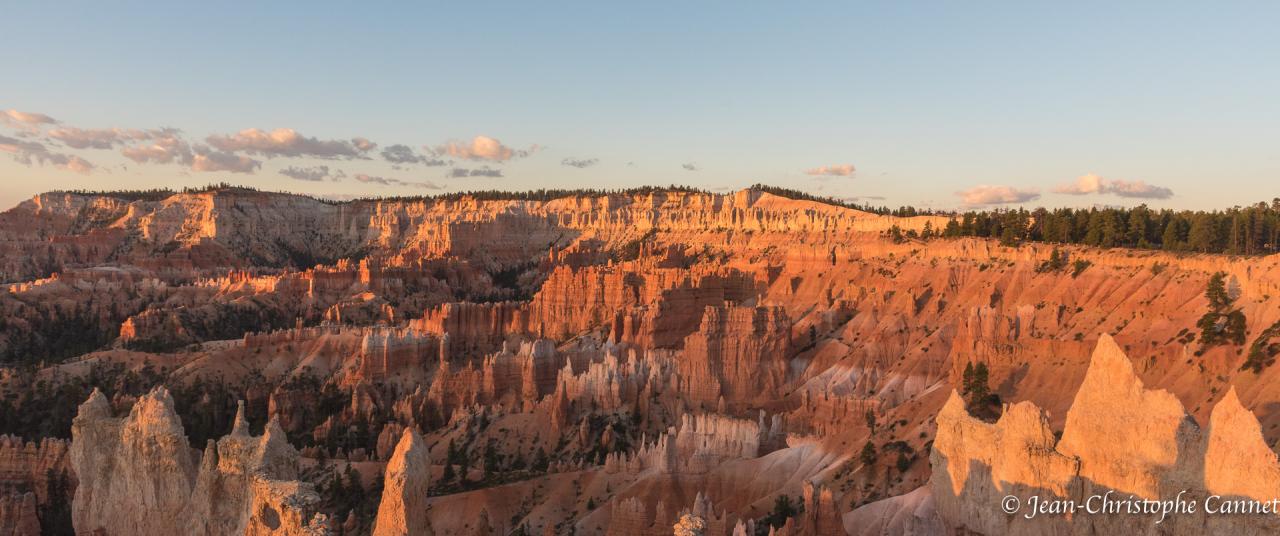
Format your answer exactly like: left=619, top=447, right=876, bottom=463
left=1, top=109, right=57, bottom=128
left=206, top=128, right=373, bottom=159
left=430, top=135, right=535, bottom=162
left=956, top=185, right=1040, bottom=206
left=121, top=134, right=193, bottom=165
left=191, top=147, right=260, bottom=173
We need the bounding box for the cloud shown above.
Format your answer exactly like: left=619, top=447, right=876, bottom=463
left=839, top=195, right=886, bottom=202
left=1053, top=173, right=1173, bottom=199
left=48, top=127, right=170, bottom=149
left=682, top=163, right=699, bottom=171
left=1, top=109, right=57, bottom=128
left=448, top=167, right=504, bottom=178
left=121, top=134, right=192, bottom=165
left=0, top=134, right=94, bottom=173
left=60, top=155, right=94, bottom=174
left=381, top=144, right=447, bottom=166
left=1053, top=173, right=1105, bottom=195
left=561, top=157, right=598, bottom=168
left=956, top=185, right=1040, bottom=206
left=355, top=173, right=393, bottom=185
left=431, top=135, right=535, bottom=162
left=804, top=164, right=856, bottom=177
left=0, top=135, right=49, bottom=159
left=280, top=165, right=333, bottom=182
left=191, top=146, right=260, bottom=173
left=206, top=128, right=370, bottom=158
left=354, top=173, right=443, bottom=189
left=1109, top=180, right=1173, bottom=199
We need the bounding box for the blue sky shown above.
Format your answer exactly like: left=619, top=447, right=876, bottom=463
left=2, top=1, right=1276, bottom=210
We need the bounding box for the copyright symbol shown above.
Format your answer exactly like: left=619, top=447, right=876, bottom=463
left=1002, top=495, right=1020, bottom=514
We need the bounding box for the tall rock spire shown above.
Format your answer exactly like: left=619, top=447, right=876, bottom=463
left=372, top=428, right=433, bottom=536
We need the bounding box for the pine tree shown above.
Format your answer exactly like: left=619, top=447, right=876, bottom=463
left=860, top=441, right=877, bottom=466
left=1161, top=218, right=1183, bottom=251
left=1126, top=205, right=1151, bottom=247
left=895, top=452, right=911, bottom=473
left=1188, top=214, right=1217, bottom=253
left=533, top=446, right=549, bottom=472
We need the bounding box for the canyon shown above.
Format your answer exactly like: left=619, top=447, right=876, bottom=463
left=1, top=186, right=1278, bottom=535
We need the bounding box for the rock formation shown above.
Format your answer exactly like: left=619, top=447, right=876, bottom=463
left=371, top=428, right=433, bottom=536
left=70, top=390, right=329, bottom=535
left=0, top=492, right=38, bottom=536
left=929, top=334, right=1280, bottom=535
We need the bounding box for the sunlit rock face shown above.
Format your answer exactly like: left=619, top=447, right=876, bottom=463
left=4, top=187, right=1280, bottom=535
left=371, top=429, right=433, bottom=536
left=928, top=335, right=1280, bottom=535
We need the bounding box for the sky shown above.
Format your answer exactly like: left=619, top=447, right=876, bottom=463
left=2, top=1, right=1277, bottom=211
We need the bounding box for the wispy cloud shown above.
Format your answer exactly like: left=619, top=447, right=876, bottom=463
left=48, top=127, right=172, bottom=150
left=121, top=134, right=192, bottom=165
left=381, top=144, right=447, bottom=166
left=1, top=109, right=57, bottom=129
left=1053, top=173, right=1173, bottom=199
left=280, top=165, right=335, bottom=182
left=448, top=167, right=504, bottom=178
left=561, top=157, right=598, bottom=168
left=804, top=164, right=856, bottom=177
left=682, top=163, right=699, bottom=172
left=191, top=146, right=260, bottom=173
left=956, top=185, right=1040, bottom=207
left=355, top=173, right=443, bottom=189
left=206, top=128, right=373, bottom=159
left=0, top=134, right=95, bottom=174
